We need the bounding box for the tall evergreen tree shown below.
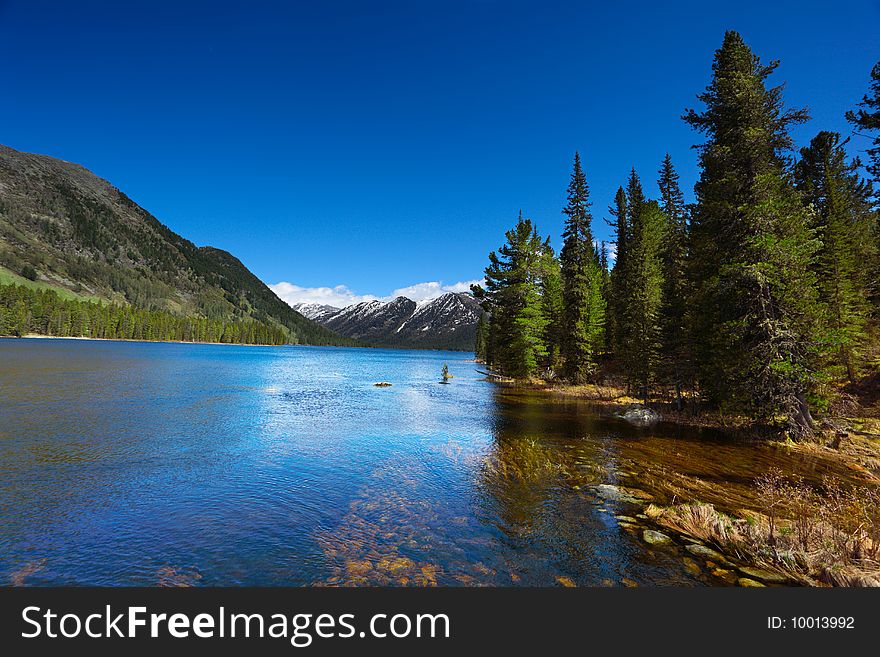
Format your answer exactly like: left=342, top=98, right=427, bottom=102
left=612, top=170, right=645, bottom=379
left=599, top=240, right=610, bottom=283
left=625, top=168, right=646, bottom=235
left=608, top=186, right=629, bottom=358
left=559, top=153, right=605, bottom=382
left=478, top=212, right=551, bottom=379
left=657, top=154, right=691, bottom=408
left=539, top=243, right=564, bottom=372
left=795, top=131, right=876, bottom=381
left=846, top=60, right=880, bottom=311
left=625, top=200, right=667, bottom=401
left=846, top=60, right=880, bottom=198
left=598, top=240, right=612, bottom=355
left=474, top=312, right=488, bottom=361
left=684, top=31, right=820, bottom=438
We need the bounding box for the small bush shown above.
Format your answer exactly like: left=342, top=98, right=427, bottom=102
left=20, top=264, right=38, bottom=281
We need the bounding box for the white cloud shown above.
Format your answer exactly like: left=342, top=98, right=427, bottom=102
left=269, top=279, right=484, bottom=308
left=269, top=282, right=378, bottom=308
left=388, top=279, right=483, bottom=302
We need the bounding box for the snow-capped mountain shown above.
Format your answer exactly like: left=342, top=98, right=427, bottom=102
left=292, top=292, right=482, bottom=350
left=291, top=303, right=341, bottom=323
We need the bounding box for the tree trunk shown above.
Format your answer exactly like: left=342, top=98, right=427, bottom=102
left=842, top=348, right=856, bottom=384
left=790, top=391, right=815, bottom=439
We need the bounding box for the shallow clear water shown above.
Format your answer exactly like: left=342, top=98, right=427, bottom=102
left=0, top=338, right=858, bottom=586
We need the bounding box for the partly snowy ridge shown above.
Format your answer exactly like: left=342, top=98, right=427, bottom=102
left=292, top=292, right=481, bottom=350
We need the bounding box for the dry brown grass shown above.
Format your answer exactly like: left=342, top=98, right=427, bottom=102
left=645, top=471, right=880, bottom=587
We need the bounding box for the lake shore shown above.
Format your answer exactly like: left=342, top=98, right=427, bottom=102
left=485, top=376, right=880, bottom=468
left=2, top=333, right=287, bottom=348
left=483, top=376, right=880, bottom=586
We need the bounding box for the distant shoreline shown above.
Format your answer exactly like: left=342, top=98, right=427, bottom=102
left=0, top=334, right=475, bottom=353
left=3, top=334, right=286, bottom=348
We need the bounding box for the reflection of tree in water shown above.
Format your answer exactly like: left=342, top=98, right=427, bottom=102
left=314, top=386, right=879, bottom=587
left=481, top=387, right=622, bottom=491
left=313, top=389, right=676, bottom=587
left=473, top=388, right=653, bottom=586
left=314, top=389, right=646, bottom=587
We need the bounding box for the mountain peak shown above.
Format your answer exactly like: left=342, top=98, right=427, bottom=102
left=294, top=292, right=480, bottom=350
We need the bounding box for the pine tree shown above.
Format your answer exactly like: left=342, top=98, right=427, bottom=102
left=846, top=60, right=880, bottom=198
left=626, top=168, right=646, bottom=235
left=539, top=243, right=564, bottom=372
left=846, top=60, right=880, bottom=312
left=474, top=312, right=488, bottom=361
left=608, top=186, right=629, bottom=359
left=598, top=240, right=612, bottom=354
left=599, top=241, right=610, bottom=287
left=684, top=31, right=821, bottom=438
left=626, top=200, right=667, bottom=401
left=612, top=170, right=645, bottom=382
left=560, top=153, right=605, bottom=382
left=657, top=154, right=691, bottom=409
left=795, top=131, right=876, bottom=381
left=479, top=212, right=551, bottom=379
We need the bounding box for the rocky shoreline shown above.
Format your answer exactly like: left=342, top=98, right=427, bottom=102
left=484, top=378, right=880, bottom=587
left=588, top=483, right=797, bottom=587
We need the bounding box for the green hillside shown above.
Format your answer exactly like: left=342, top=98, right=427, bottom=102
left=0, top=144, right=354, bottom=346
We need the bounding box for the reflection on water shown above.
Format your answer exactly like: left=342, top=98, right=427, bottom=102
left=0, top=338, right=867, bottom=586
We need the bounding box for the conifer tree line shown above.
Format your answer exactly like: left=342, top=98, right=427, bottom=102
left=0, top=283, right=290, bottom=345
left=473, top=31, right=880, bottom=438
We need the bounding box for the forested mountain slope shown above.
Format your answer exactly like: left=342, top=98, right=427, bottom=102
left=0, top=144, right=351, bottom=345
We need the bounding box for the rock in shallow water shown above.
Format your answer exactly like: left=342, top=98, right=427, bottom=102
left=685, top=544, right=730, bottom=564
left=594, top=484, right=654, bottom=505
left=682, top=557, right=702, bottom=576
left=738, top=566, right=788, bottom=584
left=737, top=577, right=766, bottom=587
left=642, top=529, right=672, bottom=545
left=620, top=406, right=662, bottom=425
left=712, top=568, right=738, bottom=584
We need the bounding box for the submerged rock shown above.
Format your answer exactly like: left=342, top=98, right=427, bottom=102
left=738, top=566, right=788, bottom=584
left=642, top=529, right=672, bottom=545
left=711, top=568, right=738, bottom=584
left=685, top=544, right=730, bottom=564
left=737, top=577, right=766, bottom=587
left=620, top=406, right=662, bottom=426
left=595, top=484, right=654, bottom=505
left=682, top=557, right=702, bottom=576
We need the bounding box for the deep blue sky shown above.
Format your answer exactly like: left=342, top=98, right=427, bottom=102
left=1, top=1, right=878, bottom=305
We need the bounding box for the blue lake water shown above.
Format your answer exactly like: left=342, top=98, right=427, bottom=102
left=0, top=338, right=847, bottom=586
